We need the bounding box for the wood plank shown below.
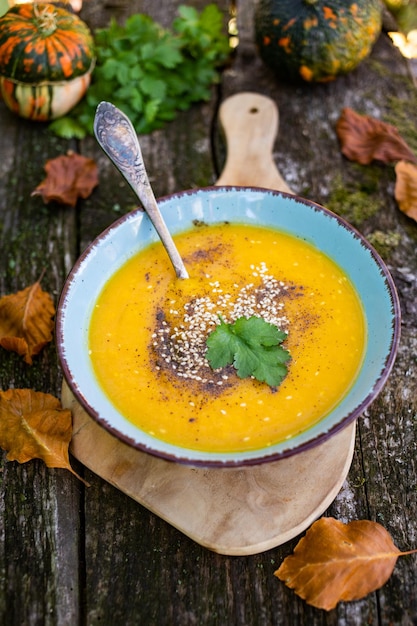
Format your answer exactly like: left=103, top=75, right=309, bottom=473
left=0, top=112, right=83, bottom=623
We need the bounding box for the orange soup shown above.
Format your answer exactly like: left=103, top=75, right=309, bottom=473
left=88, top=223, right=366, bottom=452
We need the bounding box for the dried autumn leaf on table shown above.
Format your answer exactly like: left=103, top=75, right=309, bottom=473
left=336, top=107, right=417, bottom=165
left=0, top=388, right=84, bottom=481
left=0, top=280, right=55, bottom=364
left=395, top=160, right=417, bottom=222
left=32, top=151, right=98, bottom=208
left=275, top=517, right=416, bottom=611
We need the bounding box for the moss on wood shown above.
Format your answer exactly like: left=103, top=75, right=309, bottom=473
left=326, top=172, right=382, bottom=227
left=385, top=92, right=417, bottom=155
left=366, top=229, right=401, bottom=258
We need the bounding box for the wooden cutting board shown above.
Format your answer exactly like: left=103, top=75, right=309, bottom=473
left=64, top=92, right=356, bottom=555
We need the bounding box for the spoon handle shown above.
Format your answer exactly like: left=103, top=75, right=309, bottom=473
left=94, top=101, right=189, bottom=279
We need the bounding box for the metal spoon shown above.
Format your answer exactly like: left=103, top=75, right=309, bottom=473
left=94, top=101, right=189, bottom=279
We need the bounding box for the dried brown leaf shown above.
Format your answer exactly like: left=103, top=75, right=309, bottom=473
left=395, top=160, right=417, bottom=222
left=32, top=151, right=98, bottom=208
left=336, top=107, right=417, bottom=165
left=275, top=517, right=416, bottom=611
left=0, top=280, right=55, bottom=364
left=0, top=388, right=84, bottom=481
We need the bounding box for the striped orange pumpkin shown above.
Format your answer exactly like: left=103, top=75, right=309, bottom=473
left=0, top=2, right=95, bottom=120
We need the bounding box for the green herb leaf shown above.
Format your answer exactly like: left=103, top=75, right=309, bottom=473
left=206, top=316, right=291, bottom=387
left=49, top=4, right=230, bottom=139
left=48, top=116, right=87, bottom=140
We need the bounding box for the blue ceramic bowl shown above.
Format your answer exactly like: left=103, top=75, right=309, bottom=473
left=56, top=187, right=400, bottom=466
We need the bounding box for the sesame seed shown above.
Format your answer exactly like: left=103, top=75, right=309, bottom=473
left=151, top=262, right=290, bottom=387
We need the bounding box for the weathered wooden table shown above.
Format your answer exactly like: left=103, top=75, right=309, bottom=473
left=0, top=1, right=416, bottom=624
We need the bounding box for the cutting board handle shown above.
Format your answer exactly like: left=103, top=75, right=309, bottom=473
left=216, top=92, right=293, bottom=193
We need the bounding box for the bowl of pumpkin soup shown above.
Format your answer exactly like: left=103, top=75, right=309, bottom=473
left=56, top=187, right=400, bottom=466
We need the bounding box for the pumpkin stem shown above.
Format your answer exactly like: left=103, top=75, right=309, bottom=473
left=33, top=3, right=58, bottom=36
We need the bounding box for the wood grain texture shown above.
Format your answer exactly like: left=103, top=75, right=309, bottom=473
left=216, top=92, right=293, bottom=192
left=64, top=381, right=356, bottom=556
left=0, top=0, right=416, bottom=624
left=0, top=115, right=83, bottom=625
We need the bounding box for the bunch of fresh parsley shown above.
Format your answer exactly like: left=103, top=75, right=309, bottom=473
left=50, top=4, right=230, bottom=139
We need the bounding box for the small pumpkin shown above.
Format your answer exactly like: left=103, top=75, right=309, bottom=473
left=0, top=2, right=95, bottom=120
left=254, top=0, right=382, bottom=83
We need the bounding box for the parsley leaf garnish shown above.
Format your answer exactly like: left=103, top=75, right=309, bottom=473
left=206, top=316, right=291, bottom=388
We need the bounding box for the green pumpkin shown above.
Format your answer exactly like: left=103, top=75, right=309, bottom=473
left=254, top=0, right=382, bottom=83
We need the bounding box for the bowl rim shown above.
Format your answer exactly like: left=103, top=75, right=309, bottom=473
left=56, top=186, right=401, bottom=467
